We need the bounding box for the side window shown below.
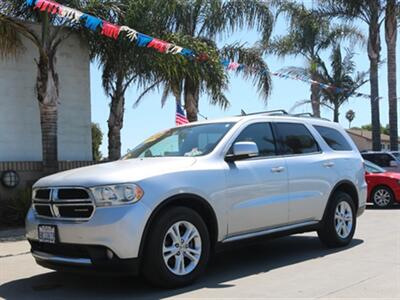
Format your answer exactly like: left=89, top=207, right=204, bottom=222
left=362, top=154, right=377, bottom=165
left=314, top=126, right=352, bottom=151
left=233, top=123, right=276, bottom=157
left=377, top=154, right=393, bottom=167
left=275, top=123, right=319, bottom=155
left=364, top=154, right=393, bottom=167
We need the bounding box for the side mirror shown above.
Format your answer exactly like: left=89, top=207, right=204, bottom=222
left=390, top=160, right=398, bottom=167
left=226, top=141, right=259, bottom=161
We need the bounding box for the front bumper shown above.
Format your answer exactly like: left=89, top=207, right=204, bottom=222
left=29, top=240, right=140, bottom=275
left=25, top=201, right=152, bottom=261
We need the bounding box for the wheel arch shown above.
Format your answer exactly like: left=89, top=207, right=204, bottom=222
left=138, top=193, right=219, bottom=258
left=323, top=180, right=359, bottom=219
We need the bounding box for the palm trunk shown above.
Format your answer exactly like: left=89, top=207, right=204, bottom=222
left=385, top=0, right=398, bottom=151
left=368, top=0, right=382, bottom=151
left=36, top=51, right=59, bottom=173
left=107, top=77, right=125, bottom=161
left=184, top=77, right=199, bottom=122
left=333, top=104, right=339, bottom=123
left=310, top=72, right=320, bottom=117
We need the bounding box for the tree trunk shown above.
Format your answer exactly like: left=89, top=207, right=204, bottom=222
left=36, top=51, right=59, bottom=173
left=333, top=104, right=339, bottom=123
left=184, top=77, right=199, bottom=122
left=107, top=78, right=125, bottom=161
left=368, top=0, right=382, bottom=151
left=310, top=72, right=320, bottom=117
left=385, top=0, right=398, bottom=151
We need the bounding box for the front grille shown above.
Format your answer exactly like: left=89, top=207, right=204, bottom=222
left=58, top=188, right=90, bottom=200
left=35, top=189, right=51, bottom=200
left=35, top=205, right=52, bottom=217
left=33, top=187, right=95, bottom=221
left=58, top=205, right=94, bottom=218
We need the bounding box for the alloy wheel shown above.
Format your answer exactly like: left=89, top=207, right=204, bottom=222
left=162, top=221, right=202, bottom=276
left=334, top=201, right=353, bottom=239
left=373, top=189, right=392, bottom=207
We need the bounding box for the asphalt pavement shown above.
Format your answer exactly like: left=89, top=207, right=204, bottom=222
left=0, top=206, right=399, bottom=299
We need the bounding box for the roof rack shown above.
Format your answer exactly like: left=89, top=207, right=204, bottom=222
left=238, top=110, right=331, bottom=121
left=239, top=109, right=289, bottom=116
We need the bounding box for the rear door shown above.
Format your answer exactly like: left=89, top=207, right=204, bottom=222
left=225, top=122, right=289, bottom=236
left=273, top=122, right=335, bottom=223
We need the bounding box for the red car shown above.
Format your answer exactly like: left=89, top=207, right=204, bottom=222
left=365, top=160, right=400, bottom=208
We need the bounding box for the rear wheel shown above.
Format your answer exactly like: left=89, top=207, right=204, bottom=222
left=371, top=186, right=394, bottom=208
left=142, top=206, right=210, bottom=288
left=318, top=191, right=356, bottom=248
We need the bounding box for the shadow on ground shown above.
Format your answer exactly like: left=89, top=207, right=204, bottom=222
left=0, top=234, right=363, bottom=300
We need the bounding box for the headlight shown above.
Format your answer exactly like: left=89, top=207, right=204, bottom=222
left=90, top=184, right=144, bottom=207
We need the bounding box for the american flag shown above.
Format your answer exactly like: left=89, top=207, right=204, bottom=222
left=176, top=103, right=189, bottom=126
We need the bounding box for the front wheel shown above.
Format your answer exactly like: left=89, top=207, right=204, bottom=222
left=142, top=206, right=210, bottom=288
left=318, top=191, right=356, bottom=248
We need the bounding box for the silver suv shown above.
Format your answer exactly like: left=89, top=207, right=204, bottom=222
left=26, top=112, right=367, bottom=287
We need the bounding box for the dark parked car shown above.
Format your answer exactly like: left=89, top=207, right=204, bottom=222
left=361, top=152, right=400, bottom=173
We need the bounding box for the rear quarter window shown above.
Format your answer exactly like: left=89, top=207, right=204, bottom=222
left=314, top=125, right=352, bottom=151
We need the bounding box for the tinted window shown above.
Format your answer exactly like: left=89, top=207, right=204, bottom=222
left=275, top=123, right=319, bottom=155
left=364, top=160, right=386, bottom=173
left=314, top=126, right=352, bottom=151
left=234, top=123, right=276, bottom=157
left=362, top=153, right=394, bottom=168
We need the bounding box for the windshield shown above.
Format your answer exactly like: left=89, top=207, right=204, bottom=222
left=365, top=160, right=386, bottom=173
left=124, top=122, right=234, bottom=159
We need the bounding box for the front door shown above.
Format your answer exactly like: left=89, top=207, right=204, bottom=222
left=225, top=122, right=289, bottom=236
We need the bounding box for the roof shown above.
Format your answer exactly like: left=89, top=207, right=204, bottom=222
left=184, top=112, right=335, bottom=127
left=346, top=129, right=398, bottom=143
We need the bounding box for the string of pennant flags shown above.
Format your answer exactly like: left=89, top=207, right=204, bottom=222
left=25, top=0, right=372, bottom=100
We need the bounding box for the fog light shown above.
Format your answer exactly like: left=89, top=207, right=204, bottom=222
left=106, top=249, right=114, bottom=260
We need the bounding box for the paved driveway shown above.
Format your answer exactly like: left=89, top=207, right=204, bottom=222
left=1, top=207, right=399, bottom=299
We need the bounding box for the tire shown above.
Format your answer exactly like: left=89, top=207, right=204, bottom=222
left=318, top=191, right=356, bottom=248
left=371, top=186, right=394, bottom=208
left=142, top=206, right=210, bottom=288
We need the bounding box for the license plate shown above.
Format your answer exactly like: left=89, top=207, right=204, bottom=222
left=38, top=225, right=57, bottom=244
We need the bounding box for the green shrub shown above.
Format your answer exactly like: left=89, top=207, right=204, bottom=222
left=0, top=188, right=32, bottom=226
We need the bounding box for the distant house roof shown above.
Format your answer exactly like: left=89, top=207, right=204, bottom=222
left=346, top=129, right=397, bottom=143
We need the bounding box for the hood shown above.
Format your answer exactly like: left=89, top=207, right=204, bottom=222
left=34, top=157, right=197, bottom=188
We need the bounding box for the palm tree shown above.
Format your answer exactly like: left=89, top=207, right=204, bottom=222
left=135, top=0, right=275, bottom=122
left=318, top=0, right=384, bottom=151
left=346, top=109, right=355, bottom=128
left=283, top=45, right=367, bottom=122
left=87, top=0, right=174, bottom=160
left=385, top=0, right=398, bottom=150
left=0, top=0, right=106, bottom=171
left=268, top=1, right=363, bottom=118
left=89, top=0, right=274, bottom=160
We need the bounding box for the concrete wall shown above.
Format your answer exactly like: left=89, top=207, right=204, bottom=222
left=0, top=23, right=92, bottom=161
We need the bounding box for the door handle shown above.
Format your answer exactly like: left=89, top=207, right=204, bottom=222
left=271, top=166, right=285, bottom=173
left=323, top=162, right=335, bottom=168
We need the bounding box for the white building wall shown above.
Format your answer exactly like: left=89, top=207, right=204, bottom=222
left=0, top=23, right=92, bottom=161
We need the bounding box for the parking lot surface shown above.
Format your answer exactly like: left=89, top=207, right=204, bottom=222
left=0, top=207, right=399, bottom=299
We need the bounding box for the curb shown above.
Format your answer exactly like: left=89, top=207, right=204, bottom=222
left=0, top=227, right=26, bottom=242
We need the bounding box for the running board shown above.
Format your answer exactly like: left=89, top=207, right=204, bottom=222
left=222, top=220, right=319, bottom=243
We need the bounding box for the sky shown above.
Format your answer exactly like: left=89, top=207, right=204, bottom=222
left=90, top=1, right=400, bottom=158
